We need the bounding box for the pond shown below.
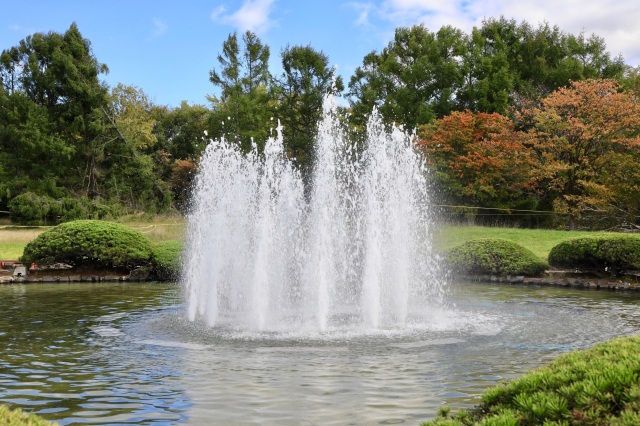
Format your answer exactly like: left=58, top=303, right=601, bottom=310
left=1, top=282, right=640, bottom=425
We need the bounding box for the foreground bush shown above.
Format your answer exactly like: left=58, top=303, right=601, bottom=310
left=423, top=334, right=640, bottom=425
left=446, top=238, right=548, bottom=276
left=0, top=405, right=56, bottom=425
left=21, top=220, right=153, bottom=271
left=548, top=235, right=640, bottom=274
left=151, top=240, right=183, bottom=281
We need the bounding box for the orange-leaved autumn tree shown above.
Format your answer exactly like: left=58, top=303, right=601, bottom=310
left=418, top=111, right=536, bottom=208
left=523, top=79, right=640, bottom=229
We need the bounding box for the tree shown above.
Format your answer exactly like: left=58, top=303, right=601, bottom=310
left=275, top=44, right=343, bottom=173
left=419, top=111, right=536, bottom=211
left=477, top=17, right=625, bottom=101
left=523, top=79, right=640, bottom=229
left=457, top=25, right=515, bottom=114
left=0, top=23, right=110, bottom=199
left=209, top=30, right=272, bottom=151
left=153, top=102, right=210, bottom=160
left=98, top=84, right=175, bottom=211
left=348, top=25, right=465, bottom=130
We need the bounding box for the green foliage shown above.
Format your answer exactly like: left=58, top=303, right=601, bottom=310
left=0, top=405, right=56, bottom=425
left=0, top=23, right=110, bottom=194
left=348, top=25, right=466, bottom=130
left=548, top=235, right=640, bottom=273
left=275, top=44, right=344, bottom=174
left=422, top=335, right=640, bottom=425
left=348, top=19, right=625, bottom=131
left=8, top=192, right=128, bottom=225
left=151, top=240, right=182, bottom=281
left=0, top=19, right=635, bottom=225
left=446, top=238, right=549, bottom=276
left=208, top=30, right=273, bottom=153
left=21, top=220, right=153, bottom=270
left=8, top=192, right=58, bottom=225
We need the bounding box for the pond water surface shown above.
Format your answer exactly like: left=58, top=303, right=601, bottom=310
left=2, top=282, right=640, bottom=425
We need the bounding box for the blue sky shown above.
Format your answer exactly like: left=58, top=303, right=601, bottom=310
left=2, top=0, right=639, bottom=108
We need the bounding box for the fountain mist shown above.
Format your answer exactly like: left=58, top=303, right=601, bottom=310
left=183, top=95, right=445, bottom=332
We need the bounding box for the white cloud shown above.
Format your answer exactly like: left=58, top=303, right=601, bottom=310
left=211, top=0, right=276, bottom=34
left=211, top=5, right=227, bottom=21
left=347, top=2, right=376, bottom=27
left=152, top=18, right=168, bottom=37
left=354, top=0, right=640, bottom=66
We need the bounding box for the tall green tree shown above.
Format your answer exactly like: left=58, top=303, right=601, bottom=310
left=0, top=23, right=109, bottom=200
left=208, top=30, right=272, bottom=151
left=457, top=26, right=514, bottom=114
left=478, top=17, right=625, bottom=100
left=275, top=44, right=343, bottom=173
left=348, top=25, right=466, bottom=130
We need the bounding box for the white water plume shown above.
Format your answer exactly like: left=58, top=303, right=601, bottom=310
left=183, top=95, right=445, bottom=332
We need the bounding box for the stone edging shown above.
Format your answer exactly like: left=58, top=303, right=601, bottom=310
left=2, top=271, right=638, bottom=291
left=459, top=275, right=640, bottom=291
left=0, top=275, right=149, bottom=284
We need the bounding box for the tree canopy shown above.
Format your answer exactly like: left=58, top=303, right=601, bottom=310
left=523, top=79, right=640, bottom=229
left=1, top=20, right=639, bottom=230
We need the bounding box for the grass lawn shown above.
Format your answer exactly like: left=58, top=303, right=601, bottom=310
left=0, top=226, right=47, bottom=260
left=433, top=225, right=623, bottom=260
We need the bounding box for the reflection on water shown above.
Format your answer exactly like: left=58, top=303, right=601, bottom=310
left=1, top=282, right=640, bottom=425
left=0, top=283, right=187, bottom=425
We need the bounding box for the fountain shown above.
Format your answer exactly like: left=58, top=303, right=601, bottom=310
left=6, top=97, right=640, bottom=426
left=183, top=95, right=445, bottom=333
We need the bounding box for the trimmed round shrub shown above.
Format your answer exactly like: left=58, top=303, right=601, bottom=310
left=151, top=240, right=183, bottom=281
left=0, top=405, right=55, bottom=425
left=21, top=220, right=153, bottom=270
left=446, top=238, right=548, bottom=276
left=548, top=235, right=640, bottom=273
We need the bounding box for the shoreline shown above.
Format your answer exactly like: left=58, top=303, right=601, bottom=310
left=2, top=269, right=640, bottom=290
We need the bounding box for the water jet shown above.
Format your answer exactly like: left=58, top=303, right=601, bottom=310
left=183, top=95, right=445, bottom=333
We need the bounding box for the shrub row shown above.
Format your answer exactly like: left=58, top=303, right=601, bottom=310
left=8, top=192, right=128, bottom=225
left=423, top=334, right=640, bottom=425
left=548, top=235, right=640, bottom=274
left=21, top=220, right=183, bottom=279
left=445, top=234, right=640, bottom=277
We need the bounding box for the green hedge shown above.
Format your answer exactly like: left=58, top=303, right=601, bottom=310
left=0, top=405, right=56, bottom=425
left=548, top=235, right=640, bottom=274
left=21, top=220, right=153, bottom=270
left=446, top=238, right=548, bottom=276
left=423, top=334, right=640, bottom=425
left=151, top=240, right=182, bottom=281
